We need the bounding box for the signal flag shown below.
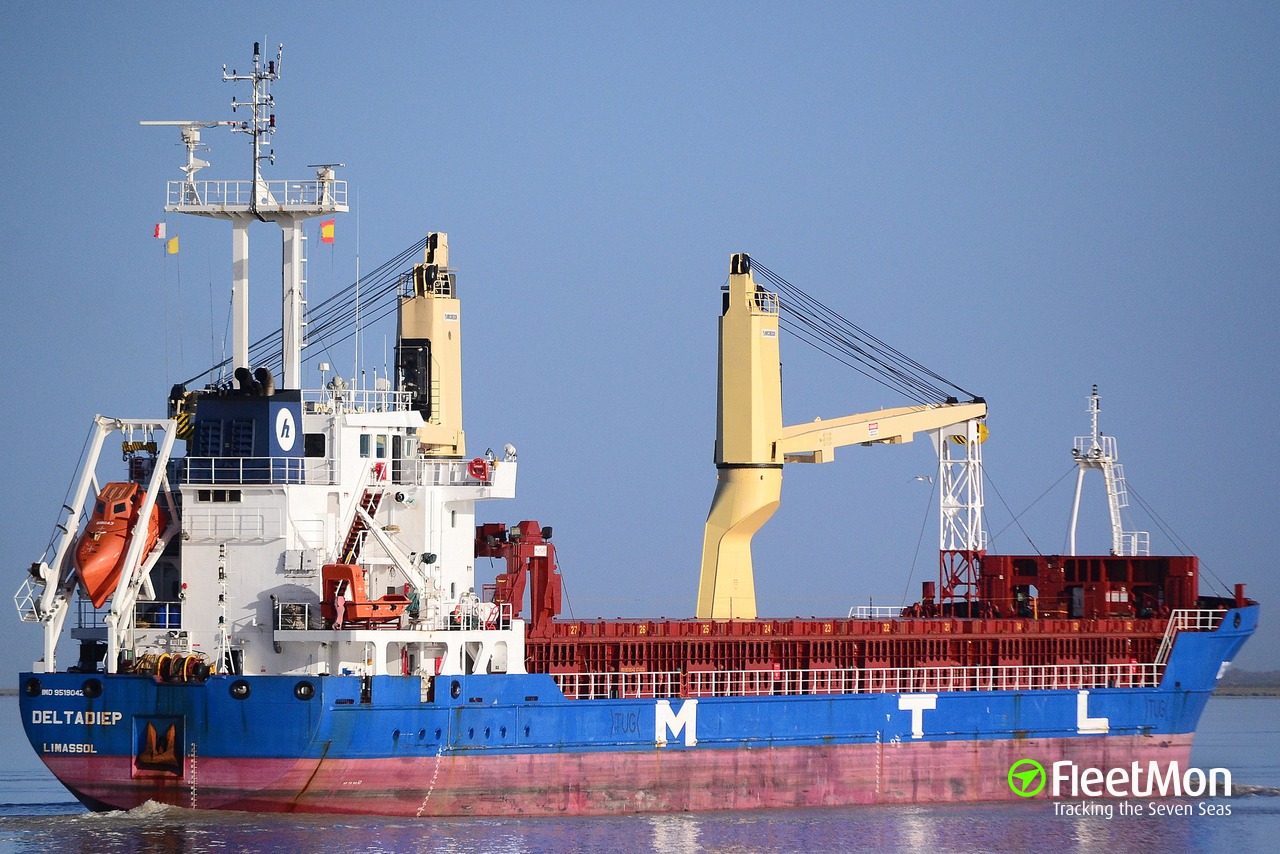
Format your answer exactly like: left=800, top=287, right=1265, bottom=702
left=166, top=236, right=180, bottom=255
left=320, top=219, right=335, bottom=244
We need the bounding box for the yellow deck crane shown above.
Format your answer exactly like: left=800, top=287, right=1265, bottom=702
left=696, top=254, right=988, bottom=619
left=398, top=233, right=466, bottom=457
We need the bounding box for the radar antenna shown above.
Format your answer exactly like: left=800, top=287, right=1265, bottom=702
left=138, top=121, right=235, bottom=202
left=307, top=163, right=347, bottom=207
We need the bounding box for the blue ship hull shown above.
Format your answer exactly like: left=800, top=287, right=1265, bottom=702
left=17, top=606, right=1257, bottom=815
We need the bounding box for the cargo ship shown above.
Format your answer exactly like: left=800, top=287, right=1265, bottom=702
left=16, top=45, right=1257, bottom=816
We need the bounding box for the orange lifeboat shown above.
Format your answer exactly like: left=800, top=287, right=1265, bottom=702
left=74, top=482, right=169, bottom=608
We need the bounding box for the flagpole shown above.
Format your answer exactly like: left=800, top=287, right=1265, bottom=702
left=162, top=229, right=170, bottom=383
left=353, top=189, right=360, bottom=389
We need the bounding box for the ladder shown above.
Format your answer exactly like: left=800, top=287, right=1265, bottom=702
left=340, top=489, right=384, bottom=564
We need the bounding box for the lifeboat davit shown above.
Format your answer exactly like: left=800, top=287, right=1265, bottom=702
left=74, top=482, right=169, bottom=608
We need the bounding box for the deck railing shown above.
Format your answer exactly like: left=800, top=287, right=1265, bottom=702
left=551, top=608, right=1233, bottom=700
left=300, top=386, right=414, bottom=414
left=1154, top=608, right=1225, bottom=666
left=177, top=456, right=308, bottom=485
left=848, top=606, right=903, bottom=619
left=166, top=179, right=347, bottom=210
left=552, top=660, right=1165, bottom=701
left=135, top=601, right=183, bottom=629
left=273, top=600, right=515, bottom=632
left=73, top=600, right=182, bottom=630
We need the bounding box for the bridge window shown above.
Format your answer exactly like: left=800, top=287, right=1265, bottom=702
left=196, top=489, right=242, bottom=503
left=304, top=433, right=326, bottom=458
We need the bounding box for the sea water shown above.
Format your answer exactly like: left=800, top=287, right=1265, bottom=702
left=0, top=693, right=1277, bottom=853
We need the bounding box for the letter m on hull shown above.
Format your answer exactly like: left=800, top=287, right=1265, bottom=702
left=655, top=699, right=698, bottom=747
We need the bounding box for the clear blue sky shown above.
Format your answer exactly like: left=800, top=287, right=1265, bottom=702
left=1, top=3, right=1277, bottom=670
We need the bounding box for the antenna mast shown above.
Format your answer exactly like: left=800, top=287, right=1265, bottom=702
left=144, top=42, right=347, bottom=389
left=1068, top=385, right=1149, bottom=556
left=224, top=41, right=282, bottom=214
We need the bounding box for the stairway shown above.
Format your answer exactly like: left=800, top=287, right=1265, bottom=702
left=340, top=490, right=384, bottom=564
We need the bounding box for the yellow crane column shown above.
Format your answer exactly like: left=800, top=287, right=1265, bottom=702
left=694, top=253, right=988, bottom=620
left=398, top=232, right=466, bottom=457
left=696, top=254, right=782, bottom=619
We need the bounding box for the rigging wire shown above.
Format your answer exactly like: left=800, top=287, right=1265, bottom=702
left=181, top=236, right=429, bottom=387
left=983, top=464, right=1076, bottom=553
left=553, top=543, right=575, bottom=621
left=981, top=469, right=1051, bottom=556
left=777, top=315, right=946, bottom=403
left=900, top=476, right=939, bottom=608
left=748, top=260, right=978, bottom=404
left=777, top=299, right=951, bottom=402
left=1127, top=484, right=1231, bottom=595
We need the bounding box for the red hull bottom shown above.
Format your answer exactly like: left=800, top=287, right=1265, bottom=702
left=46, top=734, right=1193, bottom=816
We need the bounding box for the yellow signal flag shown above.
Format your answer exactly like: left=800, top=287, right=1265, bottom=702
left=166, top=236, right=180, bottom=255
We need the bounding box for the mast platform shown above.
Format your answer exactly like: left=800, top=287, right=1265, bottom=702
left=165, top=177, right=347, bottom=217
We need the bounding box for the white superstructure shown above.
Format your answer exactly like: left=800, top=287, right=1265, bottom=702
left=16, top=44, right=528, bottom=685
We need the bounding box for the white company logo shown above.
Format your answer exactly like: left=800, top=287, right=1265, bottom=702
left=1076, top=690, right=1108, bottom=734
left=651, top=690, right=1111, bottom=752
left=275, top=407, right=296, bottom=452
left=898, top=694, right=937, bottom=739
left=655, top=699, right=697, bottom=747
left=896, top=690, right=1107, bottom=740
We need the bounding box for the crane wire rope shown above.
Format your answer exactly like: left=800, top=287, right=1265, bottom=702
left=748, top=260, right=979, bottom=405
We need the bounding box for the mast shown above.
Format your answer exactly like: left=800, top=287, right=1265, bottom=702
left=144, top=41, right=348, bottom=389
left=934, top=419, right=987, bottom=607
left=1068, top=385, right=1149, bottom=556
left=220, top=41, right=281, bottom=379
left=223, top=41, right=279, bottom=212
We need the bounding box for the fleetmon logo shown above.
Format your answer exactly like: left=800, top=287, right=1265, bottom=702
left=1008, top=758, right=1046, bottom=797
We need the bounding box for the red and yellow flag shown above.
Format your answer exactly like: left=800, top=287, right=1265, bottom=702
left=320, top=219, right=335, bottom=244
